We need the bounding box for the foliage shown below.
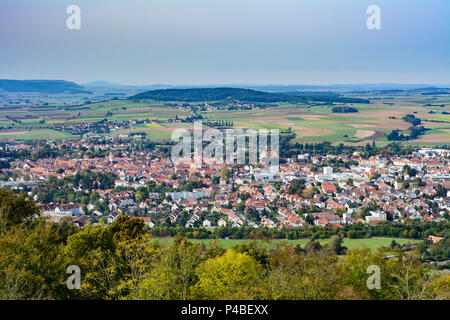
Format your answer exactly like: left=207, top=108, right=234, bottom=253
left=331, top=106, right=358, bottom=113
left=0, top=188, right=448, bottom=301
left=129, top=88, right=308, bottom=103
left=0, top=189, right=41, bottom=233
left=191, top=249, right=263, bottom=299
left=0, top=219, right=74, bottom=299
left=134, top=237, right=204, bottom=300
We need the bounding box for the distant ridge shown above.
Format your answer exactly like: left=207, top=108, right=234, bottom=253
left=83, top=81, right=125, bottom=88
left=86, top=82, right=444, bottom=92
left=231, top=84, right=449, bottom=92
left=0, top=80, right=89, bottom=93
left=2, top=79, right=447, bottom=95
left=83, top=81, right=174, bottom=91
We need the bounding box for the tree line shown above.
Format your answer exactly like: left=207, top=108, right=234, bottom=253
left=0, top=190, right=449, bottom=300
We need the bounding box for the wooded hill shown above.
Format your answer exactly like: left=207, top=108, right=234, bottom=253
left=129, top=87, right=370, bottom=104
left=0, top=80, right=90, bottom=93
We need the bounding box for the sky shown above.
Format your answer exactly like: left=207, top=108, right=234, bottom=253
left=0, top=0, right=449, bottom=86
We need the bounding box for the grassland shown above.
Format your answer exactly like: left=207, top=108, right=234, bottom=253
left=0, top=128, right=74, bottom=140
left=151, top=237, right=421, bottom=251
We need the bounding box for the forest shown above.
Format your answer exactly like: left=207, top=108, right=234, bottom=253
left=128, top=87, right=369, bottom=104
left=0, top=189, right=448, bottom=300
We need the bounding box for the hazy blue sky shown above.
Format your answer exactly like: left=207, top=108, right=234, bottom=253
left=0, top=0, right=449, bottom=85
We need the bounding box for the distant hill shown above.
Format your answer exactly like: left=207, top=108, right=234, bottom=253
left=128, top=87, right=309, bottom=103
left=83, top=81, right=176, bottom=91
left=216, top=83, right=441, bottom=92
left=354, top=87, right=449, bottom=95
left=0, top=80, right=89, bottom=93
left=81, top=81, right=448, bottom=93
left=279, top=91, right=370, bottom=104
left=83, top=81, right=126, bottom=88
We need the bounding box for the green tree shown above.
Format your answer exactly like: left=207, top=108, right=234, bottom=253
left=0, top=220, right=70, bottom=299
left=326, top=236, right=347, bottom=255
left=192, top=249, right=262, bottom=299
left=0, top=189, right=41, bottom=233
left=136, top=237, right=204, bottom=300
left=63, top=225, right=116, bottom=299
left=262, top=247, right=343, bottom=300
left=108, top=215, right=146, bottom=242
left=220, top=168, right=232, bottom=180
left=341, top=248, right=399, bottom=299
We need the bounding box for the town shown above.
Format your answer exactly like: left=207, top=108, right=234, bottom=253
left=1, top=138, right=448, bottom=236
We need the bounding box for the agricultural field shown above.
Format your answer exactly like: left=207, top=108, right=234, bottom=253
left=0, top=128, right=74, bottom=140
left=151, top=237, right=422, bottom=251
left=0, top=90, right=449, bottom=145
left=202, top=100, right=450, bottom=146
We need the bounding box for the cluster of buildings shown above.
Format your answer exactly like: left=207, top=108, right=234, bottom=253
left=1, top=140, right=449, bottom=230
left=52, top=119, right=134, bottom=135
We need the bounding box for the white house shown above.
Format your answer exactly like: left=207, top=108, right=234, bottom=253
left=365, top=211, right=387, bottom=222
left=203, top=219, right=212, bottom=228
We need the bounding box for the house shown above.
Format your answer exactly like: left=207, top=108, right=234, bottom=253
left=315, top=218, right=329, bottom=227
left=92, top=210, right=103, bottom=216
left=137, top=217, right=155, bottom=228
left=72, top=215, right=91, bottom=228
left=365, top=211, right=387, bottom=222
left=322, top=183, right=337, bottom=195
left=230, top=215, right=244, bottom=226
left=218, top=218, right=227, bottom=227
left=222, top=208, right=235, bottom=216
left=166, top=190, right=207, bottom=201
left=169, top=211, right=180, bottom=223
left=248, top=221, right=259, bottom=228
left=119, top=198, right=134, bottom=207
left=203, top=219, right=212, bottom=228
left=197, top=202, right=209, bottom=212
left=107, top=211, right=120, bottom=224
left=261, top=216, right=275, bottom=228
left=427, top=235, right=444, bottom=244
left=55, top=203, right=84, bottom=216
left=310, top=212, right=343, bottom=225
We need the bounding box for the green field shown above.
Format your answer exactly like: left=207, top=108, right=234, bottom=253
left=0, top=128, right=74, bottom=140
left=151, top=237, right=421, bottom=251
left=1, top=90, right=449, bottom=145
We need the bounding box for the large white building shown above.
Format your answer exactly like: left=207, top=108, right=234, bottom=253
left=365, top=211, right=387, bottom=222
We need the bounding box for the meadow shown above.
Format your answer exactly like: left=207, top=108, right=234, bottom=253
left=151, top=237, right=421, bottom=251
left=0, top=128, right=73, bottom=140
